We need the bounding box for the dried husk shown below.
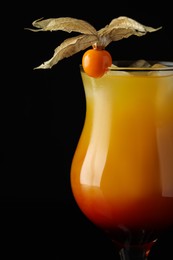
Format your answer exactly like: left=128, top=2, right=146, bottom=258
left=28, top=17, right=97, bottom=35
left=34, top=34, right=98, bottom=69
left=27, top=16, right=162, bottom=69
left=98, top=16, right=162, bottom=47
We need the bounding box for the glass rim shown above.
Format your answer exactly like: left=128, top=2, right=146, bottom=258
left=80, top=60, right=173, bottom=72
left=109, top=60, right=173, bottom=71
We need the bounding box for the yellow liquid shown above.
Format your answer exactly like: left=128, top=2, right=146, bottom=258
left=71, top=69, right=173, bottom=232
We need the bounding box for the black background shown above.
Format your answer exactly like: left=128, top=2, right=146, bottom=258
left=1, top=1, right=173, bottom=259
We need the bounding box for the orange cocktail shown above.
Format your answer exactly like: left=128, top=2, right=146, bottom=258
left=28, top=14, right=172, bottom=259
left=71, top=62, right=173, bottom=244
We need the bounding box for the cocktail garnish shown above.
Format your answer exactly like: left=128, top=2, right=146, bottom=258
left=26, top=16, right=161, bottom=77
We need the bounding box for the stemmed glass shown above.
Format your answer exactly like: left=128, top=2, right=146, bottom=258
left=70, top=60, right=173, bottom=260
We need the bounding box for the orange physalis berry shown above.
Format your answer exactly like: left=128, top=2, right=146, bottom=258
left=82, top=47, right=112, bottom=78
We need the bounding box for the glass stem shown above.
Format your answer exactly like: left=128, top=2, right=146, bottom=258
left=119, top=246, right=149, bottom=260
left=110, top=228, right=157, bottom=260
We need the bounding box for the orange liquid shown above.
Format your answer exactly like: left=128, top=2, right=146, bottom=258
left=71, top=69, right=173, bottom=242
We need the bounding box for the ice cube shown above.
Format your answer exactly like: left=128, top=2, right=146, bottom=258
left=130, top=59, right=151, bottom=68
left=151, top=63, right=167, bottom=68
left=148, top=63, right=173, bottom=76
left=106, top=64, right=130, bottom=75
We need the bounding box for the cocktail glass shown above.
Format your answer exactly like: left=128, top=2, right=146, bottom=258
left=70, top=60, right=173, bottom=260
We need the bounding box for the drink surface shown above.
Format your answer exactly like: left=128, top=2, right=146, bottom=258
left=71, top=68, right=173, bottom=240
